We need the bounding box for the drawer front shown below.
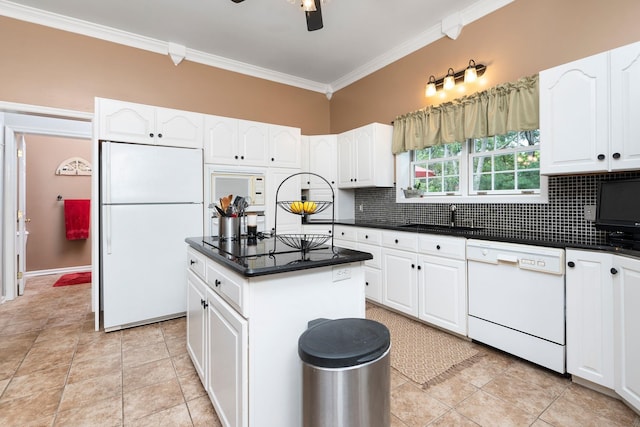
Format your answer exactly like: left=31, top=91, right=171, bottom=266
left=358, top=242, right=381, bottom=269
left=187, top=247, right=207, bottom=280
left=356, top=228, right=381, bottom=245
left=302, top=224, right=333, bottom=235
left=418, top=234, right=466, bottom=260
left=334, top=225, right=357, bottom=242
left=382, top=230, right=418, bottom=252
left=205, top=260, right=246, bottom=316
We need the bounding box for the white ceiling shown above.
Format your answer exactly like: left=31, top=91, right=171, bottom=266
left=1, top=0, right=512, bottom=95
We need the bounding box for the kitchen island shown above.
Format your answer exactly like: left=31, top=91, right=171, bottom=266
left=185, top=235, right=372, bottom=427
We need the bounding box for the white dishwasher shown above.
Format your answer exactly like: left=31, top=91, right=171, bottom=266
left=466, top=239, right=566, bottom=373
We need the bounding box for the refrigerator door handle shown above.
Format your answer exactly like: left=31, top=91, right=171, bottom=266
left=105, top=205, right=112, bottom=254
left=103, top=141, right=111, bottom=204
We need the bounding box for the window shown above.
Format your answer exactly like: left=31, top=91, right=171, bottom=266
left=409, top=130, right=541, bottom=199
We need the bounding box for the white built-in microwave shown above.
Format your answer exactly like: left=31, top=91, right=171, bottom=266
left=210, top=170, right=266, bottom=209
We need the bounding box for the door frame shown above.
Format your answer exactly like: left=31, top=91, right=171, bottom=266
left=0, top=101, right=96, bottom=329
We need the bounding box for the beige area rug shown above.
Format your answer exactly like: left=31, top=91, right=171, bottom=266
left=366, top=305, right=480, bottom=387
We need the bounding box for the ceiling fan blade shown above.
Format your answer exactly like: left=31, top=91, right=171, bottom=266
left=305, top=0, right=323, bottom=31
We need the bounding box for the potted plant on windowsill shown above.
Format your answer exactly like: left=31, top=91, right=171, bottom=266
left=402, top=183, right=424, bottom=198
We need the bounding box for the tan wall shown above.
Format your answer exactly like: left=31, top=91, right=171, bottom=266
left=0, top=16, right=330, bottom=135
left=330, top=0, right=640, bottom=133
left=25, top=135, right=92, bottom=271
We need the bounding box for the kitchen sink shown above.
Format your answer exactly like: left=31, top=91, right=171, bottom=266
left=398, top=223, right=484, bottom=232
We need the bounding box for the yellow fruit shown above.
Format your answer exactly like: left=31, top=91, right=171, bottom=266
left=303, top=201, right=317, bottom=213
left=290, top=201, right=304, bottom=214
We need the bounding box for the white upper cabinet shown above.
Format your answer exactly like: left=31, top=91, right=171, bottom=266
left=204, top=115, right=269, bottom=166
left=337, top=123, right=394, bottom=188
left=610, top=41, right=640, bottom=171
left=306, top=134, right=338, bottom=188
left=97, top=98, right=203, bottom=149
left=268, top=125, right=301, bottom=169
left=540, top=40, right=640, bottom=175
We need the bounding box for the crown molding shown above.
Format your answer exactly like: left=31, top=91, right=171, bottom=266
left=330, top=0, right=513, bottom=91
left=0, top=0, right=512, bottom=96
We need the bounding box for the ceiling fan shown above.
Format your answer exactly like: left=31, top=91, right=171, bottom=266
left=231, top=0, right=324, bottom=32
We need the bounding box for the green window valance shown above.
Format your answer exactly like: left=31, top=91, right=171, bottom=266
left=392, top=74, right=539, bottom=154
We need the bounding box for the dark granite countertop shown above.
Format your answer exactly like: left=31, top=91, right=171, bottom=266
left=186, top=235, right=373, bottom=277
left=306, top=219, right=640, bottom=258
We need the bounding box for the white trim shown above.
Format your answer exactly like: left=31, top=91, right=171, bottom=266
left=0, top=100, right=93, bottom=121
left=25, top=265, right=92, bottom=277
left=0, top=0, right=513, bottom=94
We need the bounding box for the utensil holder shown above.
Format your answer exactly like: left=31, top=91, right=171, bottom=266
left=218, top=216, right=240, bottom=240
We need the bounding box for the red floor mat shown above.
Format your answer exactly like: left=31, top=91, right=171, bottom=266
left=53, top=272, right=92, bottom=287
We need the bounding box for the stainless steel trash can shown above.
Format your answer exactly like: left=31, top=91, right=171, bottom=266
left=298, top=318, right=391, bottom=427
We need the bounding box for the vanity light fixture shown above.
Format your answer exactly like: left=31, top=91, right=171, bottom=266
left=425, top=59, right=486, bottom=97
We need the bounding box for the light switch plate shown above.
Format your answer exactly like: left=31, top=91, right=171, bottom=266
left=332, top=266, right=351, bottom=282
left=584, top=205, right=596, bottom=221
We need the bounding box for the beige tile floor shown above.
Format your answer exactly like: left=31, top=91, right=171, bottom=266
left=0, top=274, right=639, bottom=426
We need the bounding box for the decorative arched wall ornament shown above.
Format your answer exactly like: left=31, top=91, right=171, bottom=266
left=55, top=157, right=92, bottom=176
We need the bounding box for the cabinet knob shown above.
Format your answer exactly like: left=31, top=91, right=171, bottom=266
left=341, top=232, right=345, bottom=236
left=215, top=279, right=221, bottom=286
left=417, top=265, right=422, bottom=270
left=331, top=181, right=335, bottom=184
left=567, top=261, right=575, bottom=268
left=157, top=133, right=163, bottom=138
left=234, top=155, right=239, bottom=159
left=149, top=133, right=154, bottom=138
left=200, top=298, right=205, bottom=307
left=241, top=155, right=245, bottom=160
left=354, top=178, right=357, bottom=182
left=365, top=235, right=369, bottom=239
left=307, top=181, right=310, bottom=184
left=365, top=281, right=369, bottom=286
left=203, top=301, right=208, bottom=309
left=395, top=239, right=399, bottom=244
left=613, top=152, right=621, bottom=159
left=611, top=268, right=618, bottom=275
left=597, top=154, right=606, bottom=161
left=190, top=259, right=196, bottom=265
left=411, top=264, right=415, bottom=269
left=436, top=245, right=441, bottom=250
left=271, top=157, right=275, bottom=161
left=350, top=178, right=354, bottom=182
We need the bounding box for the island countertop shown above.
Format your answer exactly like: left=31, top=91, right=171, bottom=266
left=185, top=236, right=373, bottom=277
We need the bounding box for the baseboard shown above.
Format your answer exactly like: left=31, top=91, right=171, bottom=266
left=25, top=265, right=92, bottom=277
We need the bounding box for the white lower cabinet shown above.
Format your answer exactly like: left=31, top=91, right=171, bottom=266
left=381, top=247, right=419, bottom=317
left=566, top=249, right=615, bottom=388
left=566, top=249, right=640, bottom=412
left=206, top=288, right=248, bottom=427
left=418, top=255, right=467, bottom=336
left=187, top=271, right=208, bottom=384
left=614, top=255, right=640, bottom=411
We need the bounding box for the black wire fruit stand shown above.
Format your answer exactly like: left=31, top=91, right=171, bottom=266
left=271, top=172, right=335, bottom=256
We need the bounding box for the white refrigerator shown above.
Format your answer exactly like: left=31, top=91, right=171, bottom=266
left=101, top=141, right=203, bottom=330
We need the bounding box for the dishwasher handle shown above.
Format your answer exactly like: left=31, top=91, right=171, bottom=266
left=496, top=254, right=519, bottom=263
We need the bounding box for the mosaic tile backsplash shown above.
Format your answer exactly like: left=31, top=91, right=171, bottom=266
left=354, top=171, right=640, bottom=246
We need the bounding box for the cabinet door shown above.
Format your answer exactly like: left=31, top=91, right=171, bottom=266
left=540, top=52, right=609, bottom=175
left=566, top=250, right=615, bottom=388
left=155, top=107, right=203, bottom=149
left=187, top=271, right=207, bottom=385
left=354, top=126, right=375, bottom=186
left=308, top=135, right=338, bottom=187
left=337, top=131, right=355, bottom=188
left=364, top=266, right=382, bottom=303
left=266, top=168, right=302, bottom=234
left=207, top=289, right=248, bottom=427
left=269, top=125, right=301, bottom=168
left=418, top=255, right=467, bottom=336
left=614, top=255, right=640, bottom=412
left=98, top=98, right=155, bottom=144
left=301, top=136, right=310, bottom=189
left=382, top=248, right=418, bottom=317
left=204, top=115, right=239, bottom=165
left=610, top=41, right=640, bottom=171
left=238, top=120, right=269, bottom=166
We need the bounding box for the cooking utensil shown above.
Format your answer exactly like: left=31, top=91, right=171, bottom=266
left=215, top=206, right=226, bottom=217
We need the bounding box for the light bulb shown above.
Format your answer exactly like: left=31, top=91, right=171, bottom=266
left=443, top=68, right=455, bottom=91
left=464, top=60, right=478, bottom=83
left=301, top=0, right=316, bottom=12
left=425, top=75, right=437, bottom=97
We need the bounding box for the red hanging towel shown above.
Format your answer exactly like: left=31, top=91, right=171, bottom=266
left=64, top=199, right=90, bottom=240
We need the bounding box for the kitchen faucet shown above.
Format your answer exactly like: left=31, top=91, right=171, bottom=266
left=449, top=204, right=457, bottom=227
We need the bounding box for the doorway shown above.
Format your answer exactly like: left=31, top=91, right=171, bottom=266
left=1, top=109, right=95, bottom=326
